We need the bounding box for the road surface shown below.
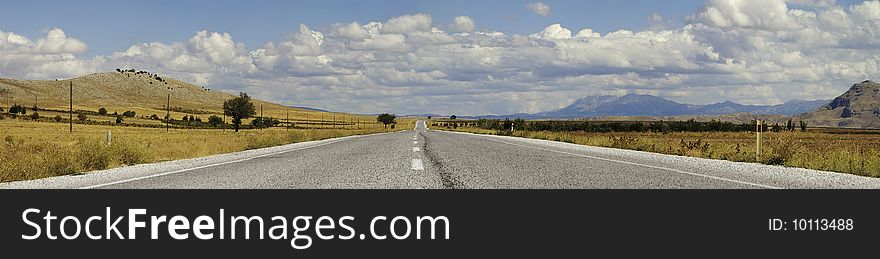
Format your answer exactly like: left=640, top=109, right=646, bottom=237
left=3, top=120, right=880, bottom=189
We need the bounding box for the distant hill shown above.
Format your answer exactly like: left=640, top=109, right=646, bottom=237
left=800, top=80, right=880, bottom=128
left=0, top=71, right=365, bottom=120
left=473, top=93, right=828, bottom=120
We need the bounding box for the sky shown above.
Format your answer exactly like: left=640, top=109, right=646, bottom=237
left=0, top=0, right=878, bottom=115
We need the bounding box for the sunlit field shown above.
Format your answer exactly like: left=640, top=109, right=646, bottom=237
left=441, top=124, right=880, bottom=178
left=0, top=118, right=412, bottom=182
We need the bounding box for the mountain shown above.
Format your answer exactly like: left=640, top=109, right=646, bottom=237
left=800, top=80, right=880, bottom=128
left=494, top=93, right=827, bottom=120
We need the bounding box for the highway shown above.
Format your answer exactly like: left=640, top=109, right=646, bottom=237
left=3, top=120, right=880, bottom=189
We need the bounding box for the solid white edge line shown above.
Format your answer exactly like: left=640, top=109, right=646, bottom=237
left=411, top=159, right=424, bottom=170
left=468, top=133, right=781, bottom=189
left=78, top=137, right=356, bottom=189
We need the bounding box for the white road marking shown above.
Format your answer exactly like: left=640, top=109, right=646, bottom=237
left=411, top=159, right=424, bottom=170
left=78, top=137, right=356, bottom=189
left=413, top=147, right=421, bottom=152
left=413, top=141, right=418, bottom=144
left=473, top=134, right=781, bottom=189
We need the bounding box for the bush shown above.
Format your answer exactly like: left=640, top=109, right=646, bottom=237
left=98, top=107, right=108, bottom=115
left=54, top=115, right=62, bottom=122
left=122, top=111, right=136, bottom=117
left=9, top=104, right=23, bottom=114
left=208, top=115, right=223, bottom=127
left=116, top=115, right=124, bottom=124
left=112, top=142, right=148, bottom=166
left=766, top=134, right=801, bottom=166
left=30, top=112, right=39, bottom=120
left=77, top=113, right=87, bottom=122
left=76, top=138, right=112, bottom=171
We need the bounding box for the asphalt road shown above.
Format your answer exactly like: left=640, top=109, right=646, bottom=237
left=3, top=120, right=880, bottom=189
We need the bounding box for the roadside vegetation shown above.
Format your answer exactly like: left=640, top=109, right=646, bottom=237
left=434, top=119, right=880, bottom=178
left=0, top=88, right=409, bottom=183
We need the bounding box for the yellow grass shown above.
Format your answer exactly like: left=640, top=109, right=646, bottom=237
left=444, top=126, right=880, bottom=178
left=0, top=119, right=410, bottom=183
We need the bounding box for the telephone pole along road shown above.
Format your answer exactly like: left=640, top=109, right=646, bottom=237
left=3, top=120, right=879, bottom=189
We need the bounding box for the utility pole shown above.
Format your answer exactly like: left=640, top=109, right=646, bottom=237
left=223, top=113, right=226, bottom=132
left=260, top=104, right=263, bottom=131
left=286, top=109, right=290, bottom=132
left=321, top=114, right=324, bottom=129
left=166, top=93, right=170, bottom=132
left=333, top=115, right=336, bottom=129
left=69, top=81, right=73, bottom=133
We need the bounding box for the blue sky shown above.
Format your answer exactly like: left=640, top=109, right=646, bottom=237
left=0, top=0, right=877, bottom=115
left=1, top=0, right=714, bottom=57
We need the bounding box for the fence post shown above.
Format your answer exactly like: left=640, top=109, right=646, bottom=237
left=756, top=120, right=762, bottom=162
left=107, top=130, right=112, bottom=146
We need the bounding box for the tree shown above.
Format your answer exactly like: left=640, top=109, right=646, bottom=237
left=30, top=112, right=39, bottom=120
left=54, top=115, right=62, bottom=122
left=377, top=113, right=396, bottom=129
left=122, top=111, right=136, bottom=117
left=223, top=92, right=256, bottom=132
left=77, top=113, right=87, bottom=122
left=115, top=115, right=124, bottom=124
left=799, top=121, right=808, bottom=132
left=450, top=115, right=457, bottom=120
left=208, top=115, right=223, bottom=127
left=182, top=115, right=189, bottom=121
left=98, top=107, right=108, bottom=116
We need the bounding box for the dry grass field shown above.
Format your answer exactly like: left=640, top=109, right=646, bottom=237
left=0, top=118, right=411, bottom=183
left=444, top=126, right=880, bottom=177
left=0, top=71, right=414, bottom=183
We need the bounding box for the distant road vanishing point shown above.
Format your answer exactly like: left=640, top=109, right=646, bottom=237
left=3, top=120, right=880, bottom=189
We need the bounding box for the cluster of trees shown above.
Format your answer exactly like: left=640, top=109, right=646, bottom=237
left=251, top=117, right=281, bottom=128
left=467, top=118, right=805, bottom=133
left=181, top=115, right=203, bottom=122
left=770, top=119, right=808, bottom=132
left=8, top=104, right=27, bottom=115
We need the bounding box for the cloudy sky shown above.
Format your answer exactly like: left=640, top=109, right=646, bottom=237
left=1, top=0, right=878, bottom=115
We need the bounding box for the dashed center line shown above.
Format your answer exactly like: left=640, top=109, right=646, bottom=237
left=413, top=141, right=418, bottom=144
left=413, top=147, right=420, bottom=152
left=411, top=159, right=424, bottom=170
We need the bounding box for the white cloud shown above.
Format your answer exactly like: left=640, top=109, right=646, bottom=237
left=450, top=15, right=476, bottom=33
left=383, top=13, right=433, bottom=34
left=531, top=24, right=572, bottom=39
left=527, top=2, right=551, bottom=16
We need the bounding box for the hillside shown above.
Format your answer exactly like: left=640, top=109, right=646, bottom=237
left=0, top=71, right=368, bottom=122
left=800, top=80, right=880, bottom=128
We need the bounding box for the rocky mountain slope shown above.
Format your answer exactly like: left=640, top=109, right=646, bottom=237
left=800, top=80, right=880, bottom=128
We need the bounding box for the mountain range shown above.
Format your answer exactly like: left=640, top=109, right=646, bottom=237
left=473, top=94, right=828, bottom=120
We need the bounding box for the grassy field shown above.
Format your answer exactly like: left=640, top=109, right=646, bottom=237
left=440, top=125, right=880, bottom=178
left=0, top=119, right=412, bottom=183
